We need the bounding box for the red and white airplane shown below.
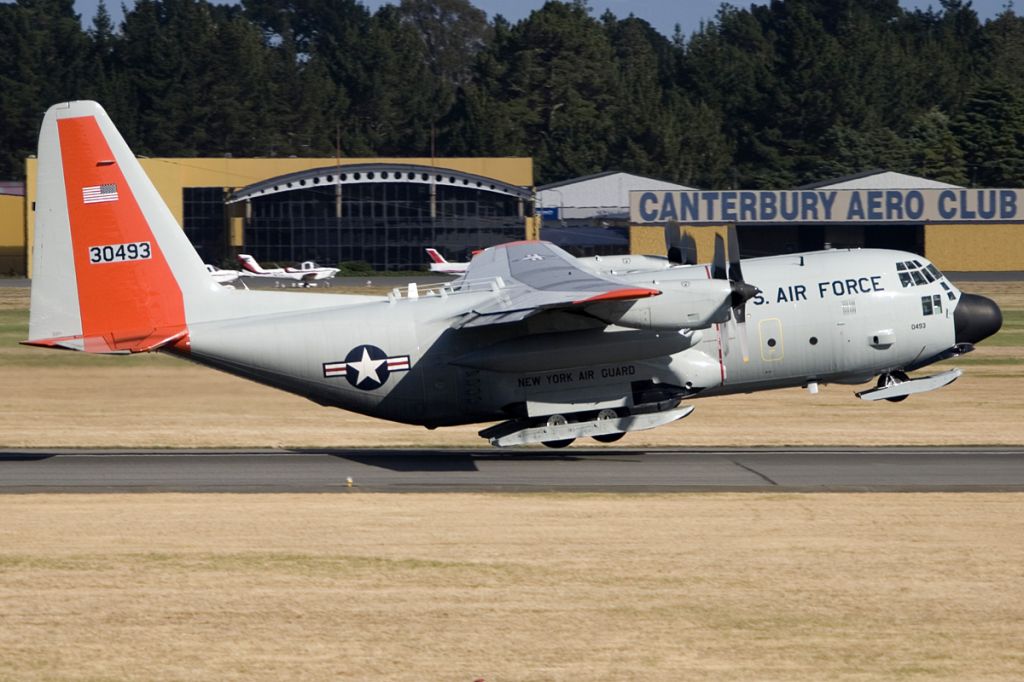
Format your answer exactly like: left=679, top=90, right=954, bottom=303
left=426, top=248, right=469, bottom=274
left=204, top=263, right=240, bottom=285
left=237, top=254, right=339, bottom=286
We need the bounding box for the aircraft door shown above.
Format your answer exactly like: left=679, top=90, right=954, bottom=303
left=758, top=318, right=784, bottom=363
left=830, top=322, right=850, bottom=373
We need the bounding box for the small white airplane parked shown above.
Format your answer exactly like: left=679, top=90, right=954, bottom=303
left=25, top=101, right=1003, bottom=448
left=204, top=263, right=240, bottom=285
left=426, top=248, right=469, bottom=274
left=237, top=254, right=339, bottom=286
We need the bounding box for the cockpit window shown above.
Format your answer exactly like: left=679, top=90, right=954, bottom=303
left=896, top=260, right=944, bottom=288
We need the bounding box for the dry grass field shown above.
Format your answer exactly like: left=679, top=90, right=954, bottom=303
left=2, top=493, right=1023, bottom=681
left=1, top=281, right=1021, bottom=447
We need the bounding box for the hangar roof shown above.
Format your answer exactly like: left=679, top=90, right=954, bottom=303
left=537, top=171, right=694, bottom=220
left=800, top=169, right=962, bottom=190
left=227, top=162, right=533, bottom=204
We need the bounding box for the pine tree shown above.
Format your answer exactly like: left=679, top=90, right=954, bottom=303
left=906, top=107, right=968, bottom=184
left=0, top=0, right=91, bottom=177
left=955, top=84, right=1024, bottom=186
left=491, top=1, right=622, bottom=183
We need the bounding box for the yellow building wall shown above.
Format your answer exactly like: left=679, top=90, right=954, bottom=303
left=925, top=224, right=1024, bottom=271
left=0, top=194, right=26, bottom=275
left=24, top=156, right=533, bottom=277
left=629, top=225, right=664, bottom=255
left=629, top=224, right=728, bottom=261
left=634, top=222, right=1024, bottom=271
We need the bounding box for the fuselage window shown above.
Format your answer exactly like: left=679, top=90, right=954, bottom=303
left=933, top=294, right=942, bottom=313
left=947, top=291, right=956, bottom=301
left=940, top=281, right=950, bottom=291
left=921, top=295, right=933, bottom=316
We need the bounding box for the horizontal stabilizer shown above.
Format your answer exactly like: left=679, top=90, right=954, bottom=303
left=22, top=327, right=188, bottom=354
left=856, top=368, right=962, bottom=401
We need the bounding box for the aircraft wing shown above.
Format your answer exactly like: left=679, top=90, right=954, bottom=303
left=454, top=241, right=660, bottom=328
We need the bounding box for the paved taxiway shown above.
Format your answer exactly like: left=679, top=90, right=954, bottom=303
left=1, top=447, right=1023, bottom=492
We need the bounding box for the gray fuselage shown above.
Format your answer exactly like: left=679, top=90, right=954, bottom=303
left=177, top=248, right=960, bottom=429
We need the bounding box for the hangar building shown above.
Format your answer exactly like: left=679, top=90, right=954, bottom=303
left=536, top=171, right=693, bottom=257
left=0, top=182, right=24, bottom=275
left=629, top=170, right=1024, bottom=271
left=6, top=163, right=1022, bottom=276
left=18, top=155, right=534, bottom=276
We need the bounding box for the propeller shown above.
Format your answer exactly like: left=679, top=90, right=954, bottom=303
left=711, top=226, right=760, bottom=363
left=711, top=233, right=727, bottom=280
left=681, top=231, right=697, bottom=266
left=664, top=222, right=697, bottom=265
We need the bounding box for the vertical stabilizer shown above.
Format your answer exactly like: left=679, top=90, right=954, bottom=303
left=28, top=101, right=222, bottom=352
left=237, top=254, right=270, bottom=274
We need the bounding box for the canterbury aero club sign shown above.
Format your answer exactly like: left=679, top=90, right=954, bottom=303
left=630, top=189, right=1024, bottom=224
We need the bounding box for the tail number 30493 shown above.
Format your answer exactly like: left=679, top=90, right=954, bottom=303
left=88, top=241, right=151, bottom=264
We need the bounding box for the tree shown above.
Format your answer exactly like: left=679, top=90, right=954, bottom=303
left=0, top=0, right=91, bottom=177
left=398, top=0, right=491, bottom=88
left=487, top=1, right=622, bottom=183
left=955, top=84, right=1024, bottom=186
left=986, top=5, right=1024, bottom=90
left=906, top=107, right=967, bottom=184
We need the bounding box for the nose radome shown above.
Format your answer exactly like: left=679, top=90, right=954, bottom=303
left=954, top=293, right=1003, bottom=345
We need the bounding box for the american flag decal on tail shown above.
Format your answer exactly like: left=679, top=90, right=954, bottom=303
left=82, top=183, right=119, bottom=204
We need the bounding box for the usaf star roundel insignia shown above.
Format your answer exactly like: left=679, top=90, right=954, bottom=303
left=322, top=345, right=410, bottom=390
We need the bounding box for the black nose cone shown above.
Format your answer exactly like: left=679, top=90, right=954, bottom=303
left=954, top=293, right=1002, bottom=344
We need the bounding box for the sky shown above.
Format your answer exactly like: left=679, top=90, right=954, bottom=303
left=74, top=0, right=1012, bottom=37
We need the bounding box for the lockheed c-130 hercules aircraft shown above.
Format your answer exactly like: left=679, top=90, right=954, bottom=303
left=26, top=101, right=1003, bottom=447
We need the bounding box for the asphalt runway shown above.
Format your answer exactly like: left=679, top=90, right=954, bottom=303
left=1, top=446, right=1023, bottom=493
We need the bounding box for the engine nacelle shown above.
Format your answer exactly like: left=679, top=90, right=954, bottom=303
left=587, top=279, right=734, bottom=331
left=668, top=348, right=726, bottom=389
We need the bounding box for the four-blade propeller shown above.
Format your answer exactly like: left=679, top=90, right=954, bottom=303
left=664, top=222, right=698, bottom=266
left=710, top=225, right=760, bottom=363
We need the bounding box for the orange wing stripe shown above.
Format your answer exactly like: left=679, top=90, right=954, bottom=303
left=573, top=287, right=661, bottom=305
